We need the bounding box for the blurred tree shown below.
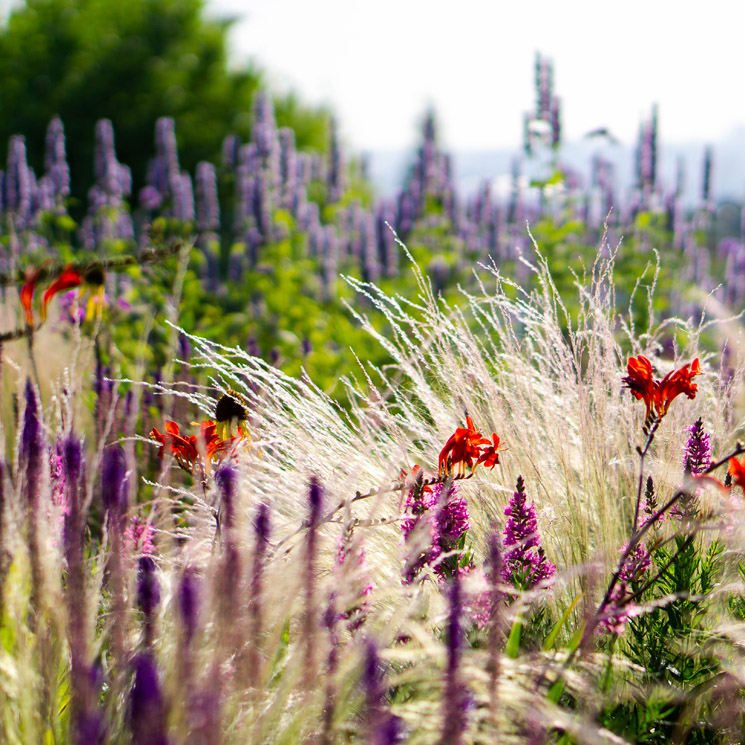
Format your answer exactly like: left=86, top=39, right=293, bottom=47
left=0, top=0, right=329, bottom=205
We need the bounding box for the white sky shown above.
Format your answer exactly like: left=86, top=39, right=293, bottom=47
left=209, top=0, right=745, bottom=153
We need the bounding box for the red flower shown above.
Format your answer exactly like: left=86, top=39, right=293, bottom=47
left=195, top=420, right=234, bottom=471
left=400, top=464, right=432, bottom=494
left=656, top=358, right=701, bottom=416
left=623, top=356, right=701, bottom=420
left=150, top=420, right=199, bottom=472
left=728, top=457, right=745, bottom=490
left=477, top=433, right=504, bottom=470
left=20, top=267, right=42, bottom=326
left=439, top=416, right=490, bottom=477
left=41, top=266, right=83, bottom=320
left=151, top=419, right=236, bottom=474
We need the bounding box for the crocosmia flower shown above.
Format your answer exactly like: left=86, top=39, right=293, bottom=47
left=623, top=355, right=701, bottom=422
left=150, top=419, right=234, bottom=474
left=728, top=457, right=745, bottom=491
left=150, top=420, right=199, bottom=471
left=477, top=433, right=504, bottom=470
left=20, top=264, right=47, bottom=326
left=41, top=266, right=84, bottom=320
left=439, top=416, right=490, bottom=477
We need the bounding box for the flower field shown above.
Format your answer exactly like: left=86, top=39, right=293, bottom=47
left=1, top=48, right=745, bottom=745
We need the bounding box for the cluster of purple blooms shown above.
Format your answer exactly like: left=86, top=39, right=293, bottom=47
left=402, top=480, right=471, bottom=582
left=401, top=472, right=556, bottom=611
left=673, top=417, right=714, bottom=518
left=500, top=476, right=556, bottom=591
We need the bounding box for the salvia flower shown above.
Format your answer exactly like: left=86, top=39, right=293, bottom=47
left=600, top=584, right=641, bottom=636
left=683, top=417, right=713, bottom=475
left=128, top=653, right=168, bottom=745
left=618, top=542, right=651, bottom=583
left=639, top=475, right=665, bottom=527
left=363, top=641, right=403, bottom=745
left=401, top=471, right=440, bottom=582
left=137, top=556, right=160, bottom=623
left=124, top=516, right=155, bottom=557
left=674, top=419, right=714, bottom=518
left=501, top=476, right=555, bottom=591
left=21, top=379, right=43, bottom=476
left=440, top=574, right=468, bottom=745
left=433, top=481, right=472, bottom=579
left=623, top=355, right=701, bottom=423
left=101, top=445, right=127, bottom=518
left=215, top=465, right=237, bottom=533
left=178, top=566, right=200, bottom=643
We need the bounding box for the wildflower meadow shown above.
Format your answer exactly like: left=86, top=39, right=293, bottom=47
left=1, top=30, right=745, bottom=745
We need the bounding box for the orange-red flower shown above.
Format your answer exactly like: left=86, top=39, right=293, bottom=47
left=623, top=356, right=701, bottom=420
left=150, top=420, right=199, bottom=472
left=728, top=457, right=745, bottom=490
left=151, top=419, right=236, bottom=474
left=439, top=416, right=490, bottom=477
left=400, top=464, right=432, bottom=494
left=41, top=266, right=83, bottom=320
left=195, top=419, right=234, bottom=471
left=20, top=264, right=51, bottom=326
left=477, top=433, right=504, bottom=470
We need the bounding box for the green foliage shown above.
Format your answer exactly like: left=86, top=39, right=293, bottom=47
left=0, top=0, right=327, bottom=201
left=601, top=533, right=732, bottom=744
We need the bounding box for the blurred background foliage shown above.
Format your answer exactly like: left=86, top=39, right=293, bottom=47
left=0, top=0, right=329, bottom=206
left=0, top=0, right=739, bottom=412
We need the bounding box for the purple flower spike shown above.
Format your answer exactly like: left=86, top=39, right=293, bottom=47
left=64, top=436, right=83, bottom=489
left=309, top=475, right=324, bottom=527
left=683, top=418, right=713, bottom=476
left=216, top=465, right=237, bottom=533
left=22, top=380, right=43, bottom=481
left=255, top=502, right=271, bottom=547
left=137, top=556, right=160, bottom=622
left=178, top=567, right=200, bottom=643
left=674, top=418, right=714, bottom=519
left=129, top=653, right=168, bottom=745
left=618, top=542, right=651, bottom=583
left=363, top=640, right=403, bottom=745
left=435, top=482, right=470, bottom=544
left=501, top=476, right=555, bottom=592
left=75, top=712, right=106, bottom=745
left=101, top=446, right=127, bottom=518
left=441, top=574, right=468, bottom=745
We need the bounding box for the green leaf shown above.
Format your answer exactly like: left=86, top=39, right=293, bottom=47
left=505, top=613, right=522, bottom=659
left=543, top=593, right=583, bottom=651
